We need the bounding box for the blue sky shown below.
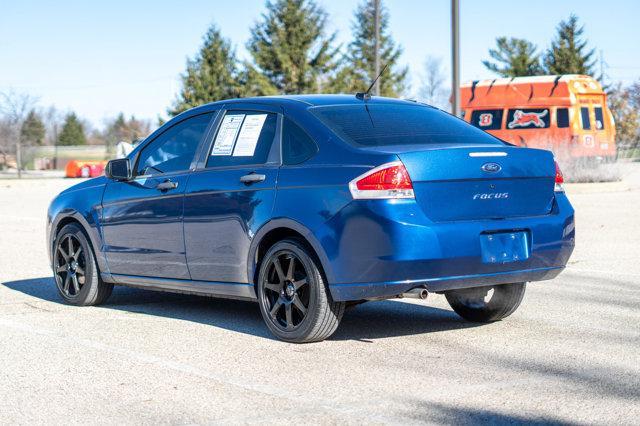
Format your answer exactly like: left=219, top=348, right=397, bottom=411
left=1, top=0, right=639, bottom=128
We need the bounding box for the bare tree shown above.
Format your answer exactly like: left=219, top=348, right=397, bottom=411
left=0, top=91, right=38, bottom=177
left=418, top=56, right=448, bottom=109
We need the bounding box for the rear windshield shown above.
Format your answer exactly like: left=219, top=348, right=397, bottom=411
left=311, top=104, right=505, bottom=147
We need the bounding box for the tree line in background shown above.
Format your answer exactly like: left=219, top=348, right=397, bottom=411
left=168, top=0, right=409, bottom=115
left=1, top=0, right=639, bottom=174
left=0, top=92, right=151, bottom=173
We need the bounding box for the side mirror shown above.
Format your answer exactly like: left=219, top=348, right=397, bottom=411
left=105, top=158, right=132, bottom=181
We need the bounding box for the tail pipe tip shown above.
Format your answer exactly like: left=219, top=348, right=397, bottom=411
left=400, top=288, right=429, bottom=300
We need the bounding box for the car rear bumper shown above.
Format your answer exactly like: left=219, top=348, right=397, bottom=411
left=318, top=193, right=575, bottom=302
left=329, top=266, right=563, bottom=301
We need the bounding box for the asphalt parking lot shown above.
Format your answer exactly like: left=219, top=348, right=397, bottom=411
left=1, top=165, right=639, bottom=425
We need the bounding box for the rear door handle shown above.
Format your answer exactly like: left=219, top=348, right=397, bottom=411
left=240, top=173, right=266, bottom=185
left=156, top=179, right=178, bottom=191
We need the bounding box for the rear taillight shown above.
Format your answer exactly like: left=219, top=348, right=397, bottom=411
left=349, top=161, right=415, bottom=199
left=554, top=161, right=564, bottom=192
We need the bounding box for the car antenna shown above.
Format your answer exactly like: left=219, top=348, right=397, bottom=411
left=356, top=64, right=388, bottom=101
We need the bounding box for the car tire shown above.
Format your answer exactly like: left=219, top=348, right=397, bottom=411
left=257, top=239, right=345, bottom=343
left=445, top=282, right=526, bottom=322
left=53, top=223, right=113, bottom=306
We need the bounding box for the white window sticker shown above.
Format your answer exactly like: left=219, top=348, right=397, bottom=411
left=233, top=114, right=268, bottom=157
left=211, top=114, right=245, bottom=156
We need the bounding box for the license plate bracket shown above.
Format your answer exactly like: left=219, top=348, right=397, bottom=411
left=480, top=231, right=530, bottom=264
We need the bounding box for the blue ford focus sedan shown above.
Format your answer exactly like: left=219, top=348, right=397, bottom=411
left=47, top=95, right=575, bottom=342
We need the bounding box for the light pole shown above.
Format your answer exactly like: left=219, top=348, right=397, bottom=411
left=374, top=0, right=381, bottom=96
left=451, top=0, right=460, bottom=116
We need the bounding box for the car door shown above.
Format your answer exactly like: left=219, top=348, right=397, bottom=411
left=102, top=111, right=216, bottom=279
left=183, top=104, right=281, bottom=284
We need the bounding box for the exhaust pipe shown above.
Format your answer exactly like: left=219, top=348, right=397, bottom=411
left=400, top=288, right=428, bottom=300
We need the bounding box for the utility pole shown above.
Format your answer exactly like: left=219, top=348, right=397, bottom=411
left=53, top=122, right=58, bottom=170
left=374, top=0, right=381, bottom=96
left=451, top=0, right=460, bottom=116
left=16, top=139, right=22, bottom=179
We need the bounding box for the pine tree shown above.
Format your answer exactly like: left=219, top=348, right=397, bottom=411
left=20, top=110, right=45, bottom=146
left=544, top=14, right=596, bottom=75
left=327, top=0, right=407, bottom=96
left=482, top=37, right=544, bottom=77
left=104, top=113, right=150, bottom=148
left=58, top=112, right=86, bottom=146
left=246, top=0, right=339, bottom=94
left=169, top=25, right=241, bottom=116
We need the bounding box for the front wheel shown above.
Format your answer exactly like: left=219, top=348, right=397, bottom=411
left=53, top=223, right=113, bottom=306
left=257, top=239, right=345, bottom=343
left=445, top=283, right=526, bottom=322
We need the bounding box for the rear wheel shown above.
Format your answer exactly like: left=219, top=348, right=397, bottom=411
left=445, top=283, right=526, bottom=322
left=53, top=223, right=113, bottom=306
left=257, top=239, right=345, bottom=343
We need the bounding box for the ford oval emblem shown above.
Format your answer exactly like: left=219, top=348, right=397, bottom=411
left=481, top=162, right=501, bottom=173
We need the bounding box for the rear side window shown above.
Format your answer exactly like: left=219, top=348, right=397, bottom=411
left=311, top=104, right=504, bottom=147
left=580, top=107, right=591, bottom=130
left=594, top=107, right=605, bottom=130
left=470, top=109, right=503, bottom=130
left=206, top=111, right=277, bottom=168
left=283, top=118, right=318, bottom=165
left=136, top=113, right=213, bottom=176
left=556, top=108, right=570, bottom=128
left=506, top=108, right=550, bottom=129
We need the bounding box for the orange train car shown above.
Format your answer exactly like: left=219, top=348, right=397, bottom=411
left=460, top=75, right=616, bottom=162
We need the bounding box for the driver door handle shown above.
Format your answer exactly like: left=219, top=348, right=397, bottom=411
left=156, top=179, right=178, bottom=191
left=240, top=173, right=266, bottom=184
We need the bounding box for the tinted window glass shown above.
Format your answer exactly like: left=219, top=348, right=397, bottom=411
left=136, top=113, right=212, bottom=176
left=556, top=108, right=570, bottom=128
left=506, top=108, right=550, bottom=129
left=580, top=107, right=591, bottom=130
left=283, top=118, right=318, bottom=165
left=311, top=104, right=504, bottom=147
left=594, top=107, right=605, bottom=130
left=470, top=109, right=503, bottom=130
left=206, top=111, right=277, bottom=168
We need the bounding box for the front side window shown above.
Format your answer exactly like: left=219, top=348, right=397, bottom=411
left=470, top=109, right=503, bottom=130
left=556, top=108, right=570, bottom=128
left=283, top=118, right=318, bottom=165
left=580, top=107, right=591, bottom=130
left=206, top=111, right=277, bottom=168
left=136, top=113, right=213, bottom=176
left=506, top=108, right=550, bottom=129
left=594, top=106, right=605, bottom=130
left=311, top=104, right=504, bottom=147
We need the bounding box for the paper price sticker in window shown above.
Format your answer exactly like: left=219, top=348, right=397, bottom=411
left=233, top=114, right=268, bottom=157
left=211, top=114, right=245, bottom=156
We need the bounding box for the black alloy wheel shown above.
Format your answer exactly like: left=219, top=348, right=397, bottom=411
left=262, top=251, right=310, bottom=331
left=257, top=239, right=345, bottom=343
left=54, top=234, right=87, bottom=298
left=52, top=223, right=113, bottom=306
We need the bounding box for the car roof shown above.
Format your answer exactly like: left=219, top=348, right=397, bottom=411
left=198, top=94, right=421, bottom=109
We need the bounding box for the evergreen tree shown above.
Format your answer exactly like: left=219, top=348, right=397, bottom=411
left=20, top=110, right=45, bottom=146
left=169, top=25, right=241, bottom=116
left=482, top=37, right=544, bottom=77
left=58, top=112, right=86, bottom=146
left=544, top=14, right=596, bottom=75
left=104, top=113, right=150, bottom=144
left=327, top=0, right=407, bottom=96
left=246, top=0, right=339, bottom=94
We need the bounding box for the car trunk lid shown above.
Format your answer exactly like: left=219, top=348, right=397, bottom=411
left=397, top=146, right=556, bottom=222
